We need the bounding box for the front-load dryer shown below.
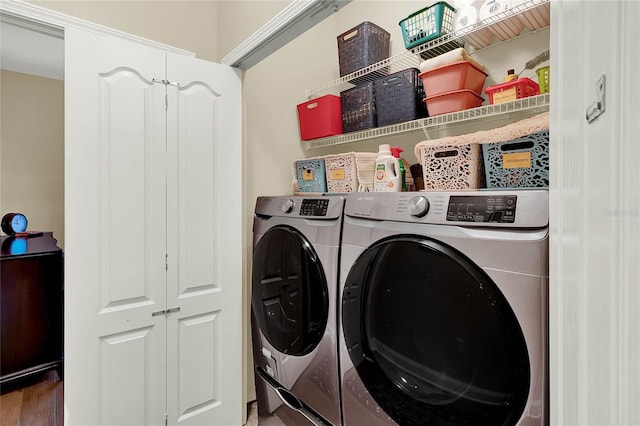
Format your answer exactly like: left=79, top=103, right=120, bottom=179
left=339, top=190, right=549, bottom=426
left=251, top=196, right=344, bottom=426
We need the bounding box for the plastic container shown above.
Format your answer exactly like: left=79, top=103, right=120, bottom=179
left=375, top=68, right=427, bottom=127
left=418, top=60, right=488, bottom=97
left=295, top=158, right=327, bottom=193
left=453, top=5, right=494, bottom=49
left=424, top=89, right=484, bottom=116
left=485, top=77, right=540, bottom=104
left=503, top=69, right=518, bottom=83
left=418, top=142, right=484, bottom=190
left=536, top=66, right=549, bottom=93
left=399, top=2, right=457, bottom=49
left=391, top=147, right=415, bottom=191
left=297, top=95, right=343, bottom=140
left=482, top=130, right=549, bottom=188
left=341, top=82, right=377, bottom=133
left=324, top=152, right=378, bottom=193
left=337, top=21, right=390, bottom=82
left=374, top=144, right=401, bottom=192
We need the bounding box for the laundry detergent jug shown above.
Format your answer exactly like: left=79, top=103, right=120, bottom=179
left=374, top=144, right=401, bottom=192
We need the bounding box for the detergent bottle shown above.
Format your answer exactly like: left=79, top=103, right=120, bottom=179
left=503, top=68, right=519, bottom=83
left=374, top=144, right=401, bottom=192
left=390, top=146, right=409, bottom=191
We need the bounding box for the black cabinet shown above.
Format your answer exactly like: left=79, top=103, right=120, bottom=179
left=1, top=232, right=63, bottom=384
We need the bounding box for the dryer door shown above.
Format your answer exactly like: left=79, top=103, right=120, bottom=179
left=342, top=235, right=531, bottom=425
left=252, top=225, right=328, bottom=356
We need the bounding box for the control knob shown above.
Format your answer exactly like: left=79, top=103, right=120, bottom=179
left=281, top=199, right=295, bottom=213
left=408, top=196, right=430, bottom=217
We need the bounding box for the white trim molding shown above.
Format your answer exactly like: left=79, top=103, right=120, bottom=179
left=222, top=0, right=351, bottom=70
left=0, top=0, right=194, bottom=57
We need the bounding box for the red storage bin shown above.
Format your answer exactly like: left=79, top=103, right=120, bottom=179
left=297, top=95, right=343, bottom=140
left=419, top=61, right=488, bottom=97
left=485, top=78, right=540, bottom=105
left=424, top=89, right=484, bottom=116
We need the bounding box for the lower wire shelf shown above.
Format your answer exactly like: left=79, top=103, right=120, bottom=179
left=304, top=93, right=549, bottom=150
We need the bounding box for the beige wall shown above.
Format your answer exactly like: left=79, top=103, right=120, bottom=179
left=0, top=70, right=65, bottom=247
left=31, top=0, right=220, bottom=62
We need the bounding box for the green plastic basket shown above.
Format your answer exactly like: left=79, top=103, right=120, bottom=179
left=399, top=2, right=456, bottom=50
left=536, top=66, right=550, bottom=93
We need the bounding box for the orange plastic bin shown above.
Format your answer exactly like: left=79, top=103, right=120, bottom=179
left=419, top=60, right=488, bottom=97
left=424, top=89, right=484, bottom=116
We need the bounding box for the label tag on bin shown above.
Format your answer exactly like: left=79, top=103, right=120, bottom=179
left=503, top=152, right=532, bottom=169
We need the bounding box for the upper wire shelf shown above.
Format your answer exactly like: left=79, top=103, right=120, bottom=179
left=304, top=93, right=549, bottom=150
left=305, top=0, right=550, bottom=99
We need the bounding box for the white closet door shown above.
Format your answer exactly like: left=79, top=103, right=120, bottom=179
left=165, top=53, right=243, bottom=426
left=65, top=27, right=168, bottom=425
left=551, top=1, right=640, bottom=424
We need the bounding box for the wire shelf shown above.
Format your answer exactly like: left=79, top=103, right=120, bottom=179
left=304, top=93, right=549, bottom=150
left=305, top=0, right=550, bottom=99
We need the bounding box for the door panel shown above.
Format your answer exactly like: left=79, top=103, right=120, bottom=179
left=166, top=53, right=242, bottom=426
left=175, top=82, right=218, bottom=293
left=176, top=311, right=221, bottom=422
left=97, top=68, right=163, bottom=310
left=65, top=27, right=167, bottom=425
left=99, top=326, right=162, bottom=425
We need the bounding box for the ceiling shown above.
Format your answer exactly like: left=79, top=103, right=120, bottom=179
left=0, top=17, right=64, bottom=80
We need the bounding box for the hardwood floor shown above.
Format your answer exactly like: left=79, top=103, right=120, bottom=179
left=0, top=370, right=63, bottom=425
left=1, top=375, right=259, bottom=425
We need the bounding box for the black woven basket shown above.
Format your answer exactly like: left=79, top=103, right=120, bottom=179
left=337, top=21, right=390, bottom=83
left=374, top=68, right=428, bottom=127
left=341, top=82, right=376, bottom=133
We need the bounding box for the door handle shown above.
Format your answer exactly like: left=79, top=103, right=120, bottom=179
left=151, top=307, right=181, bottom=316
left=586, top=74, right=606, bottom=123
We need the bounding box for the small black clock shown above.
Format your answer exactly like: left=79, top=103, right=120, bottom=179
left=1, top=212, right=28, bottom=235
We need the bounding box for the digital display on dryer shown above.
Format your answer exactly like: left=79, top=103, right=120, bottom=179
left=299, top=199, right=329, bottom=216
left=446, top=195, right=517, bottom=223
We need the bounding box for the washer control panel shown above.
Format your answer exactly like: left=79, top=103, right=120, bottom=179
left=299, top=198, right=329, bottom=216
left=344, top=190, right=548, bottom=228
left=446, top=195, right=517, bottom=223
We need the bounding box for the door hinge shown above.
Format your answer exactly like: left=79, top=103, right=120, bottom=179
left=165, top=412, right=168, bottom=426
left=165, top=253, right=168, bottom=271
left=151, top=307, right=181, bottom=317
left=152, top=78, right=180, bottom=87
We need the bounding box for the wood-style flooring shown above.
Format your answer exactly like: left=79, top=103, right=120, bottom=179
left=0, top=373, right=265, bottom=426
left=0, top=370, right=63, bottom=426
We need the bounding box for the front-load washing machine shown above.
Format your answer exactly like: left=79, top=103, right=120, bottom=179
left=251, top=196, right=344, bottom=426
left=339, top=190, right=549, bottom=426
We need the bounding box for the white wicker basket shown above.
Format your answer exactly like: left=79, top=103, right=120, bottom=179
left=418, top=142, right=484, bottom=190
left=324, top=152, right=377, bottom=193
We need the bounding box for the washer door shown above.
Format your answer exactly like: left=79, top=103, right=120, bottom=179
left=342, top=235, right=530, bottom=425
left=252, top=225, right=328, bottom=356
